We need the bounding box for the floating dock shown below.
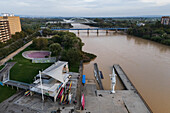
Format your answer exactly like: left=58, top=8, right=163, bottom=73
left=93, top=63, right=104, bottom=90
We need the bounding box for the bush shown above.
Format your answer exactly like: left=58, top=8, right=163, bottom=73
left=161, top=39, right=170, bottom=45
left=151, top=36, right=162, bottom=42
left=143, top=35, right=150, bottom=39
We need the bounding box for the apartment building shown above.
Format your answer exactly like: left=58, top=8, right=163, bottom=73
left=0, top=13, right=21, bottom=42
left=161, top=16, right=170, bottom=25
left=0, top=19, right=11, bottom=42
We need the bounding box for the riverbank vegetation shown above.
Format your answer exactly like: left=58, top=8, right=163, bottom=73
left=84, top=17, right=159, bottom=28
left=85, top=17, right=170, bottom=46
left=127, top=22, right=170, bottom=46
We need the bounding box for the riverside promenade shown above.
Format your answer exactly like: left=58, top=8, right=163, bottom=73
left=0, top=41, right=32, bottom=66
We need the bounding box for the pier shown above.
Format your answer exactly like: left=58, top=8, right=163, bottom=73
left=93, top=63, right=104, bottom=90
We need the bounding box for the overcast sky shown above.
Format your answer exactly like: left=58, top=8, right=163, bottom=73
left=0, top=0, right=170, bottom=17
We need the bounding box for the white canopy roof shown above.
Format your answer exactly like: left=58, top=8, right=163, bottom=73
left=41, top=61, right=68, bottom=83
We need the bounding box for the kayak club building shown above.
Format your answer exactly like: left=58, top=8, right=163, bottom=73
left=30, top=61, right=71, bottom=102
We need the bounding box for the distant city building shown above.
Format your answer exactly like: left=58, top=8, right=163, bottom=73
left=0, top=13, right=22, bottom=42
left=136, top=22, right=145, bottom=27
left=161, top=16, right=170, bottom=25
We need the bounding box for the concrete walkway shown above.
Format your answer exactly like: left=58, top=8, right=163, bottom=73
left=0, top=41, right=32, bottom=66
left=0, top=62, right=16, bottom=82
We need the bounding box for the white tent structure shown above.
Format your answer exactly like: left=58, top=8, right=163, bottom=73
left=41, top=61, right=69, bottom=83
left=30, top=61, right=70, bottom=102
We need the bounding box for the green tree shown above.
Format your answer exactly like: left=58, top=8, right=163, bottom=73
left=51, top=35, right=63, bottom=44
left=42, top=29, right=53, bottom=36
left=60, top=48, right=82, bottom=65
left=49, top=43, right=62, bottom=56
left=67, top=49, right=82, bottom=65
left=32, top=38, right=48, bottom=50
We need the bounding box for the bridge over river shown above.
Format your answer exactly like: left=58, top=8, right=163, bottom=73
left=51, top=28, right=129, bottom=34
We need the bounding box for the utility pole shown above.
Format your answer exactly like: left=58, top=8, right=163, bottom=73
left=39, top=71, right=44, bottom=102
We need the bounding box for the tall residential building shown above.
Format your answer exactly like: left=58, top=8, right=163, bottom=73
left=161, top=16, right=170, bottom=25
left=0, top=19, right=11, bottom=42
left=0, top=13, right=22, bottom=42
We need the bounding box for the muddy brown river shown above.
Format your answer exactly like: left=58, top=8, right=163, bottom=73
left=71, top=23, right=170, bottom=113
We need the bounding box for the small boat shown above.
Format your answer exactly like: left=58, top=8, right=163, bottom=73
left=68, top=93, right=73, bottom=104
left=69, top=81, right=72, bottom=91
left=60, top=94, right=64, bottom=104
left=0, top=82, right=3, bottom=86
left=58, top=88, right=64, bottom=99
left=57, top=83, right=63, bottom=91
left=82, top=75, right=86, bottom=85
left=81, top=94, right=85, bottom=110
left=99, top=71, right=104, bottom=79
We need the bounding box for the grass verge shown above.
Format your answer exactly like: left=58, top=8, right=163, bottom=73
left=0, top=86, right=16, bottom=103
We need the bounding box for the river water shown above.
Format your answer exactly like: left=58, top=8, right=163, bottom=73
left=71, top=23, right=170, bottom=113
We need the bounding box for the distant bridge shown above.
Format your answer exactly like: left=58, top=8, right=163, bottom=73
left=51, top=28, right=129, bottom=34
left=51, top=28, right=129, bottom=31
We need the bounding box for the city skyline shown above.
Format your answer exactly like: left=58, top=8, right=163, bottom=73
left=0, top=0, right=170, bottom=17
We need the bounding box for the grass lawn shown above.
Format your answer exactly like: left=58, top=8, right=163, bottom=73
left=0, top=86, right=16, bottom=103
left=9, top=47, right=52, bottom=83
left=0, top=46, right=52, bottom=103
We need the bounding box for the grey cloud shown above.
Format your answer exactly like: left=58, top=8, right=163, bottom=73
left=0, top=0, right=169, bottom=17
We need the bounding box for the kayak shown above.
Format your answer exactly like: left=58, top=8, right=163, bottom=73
left=60, top=94, right=64, bottom=104
left=68, top=93, right=72, bottom=104
left=82, top=75, right=86, bottom=85
left=58, top=88, right=64, bottom=99
left=69, top=81, right=72, bottom=91
left=81, top=94, right=85, bottom=110
left=99, top=71, right=104, bottom=79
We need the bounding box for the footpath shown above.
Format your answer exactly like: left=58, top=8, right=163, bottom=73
left=0, top=41, right=32, bottom=66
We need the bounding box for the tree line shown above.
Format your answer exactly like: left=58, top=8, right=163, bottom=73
left=127, top=22, right=170, bottom=46
left=0, top=32, right=41, bottom=60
